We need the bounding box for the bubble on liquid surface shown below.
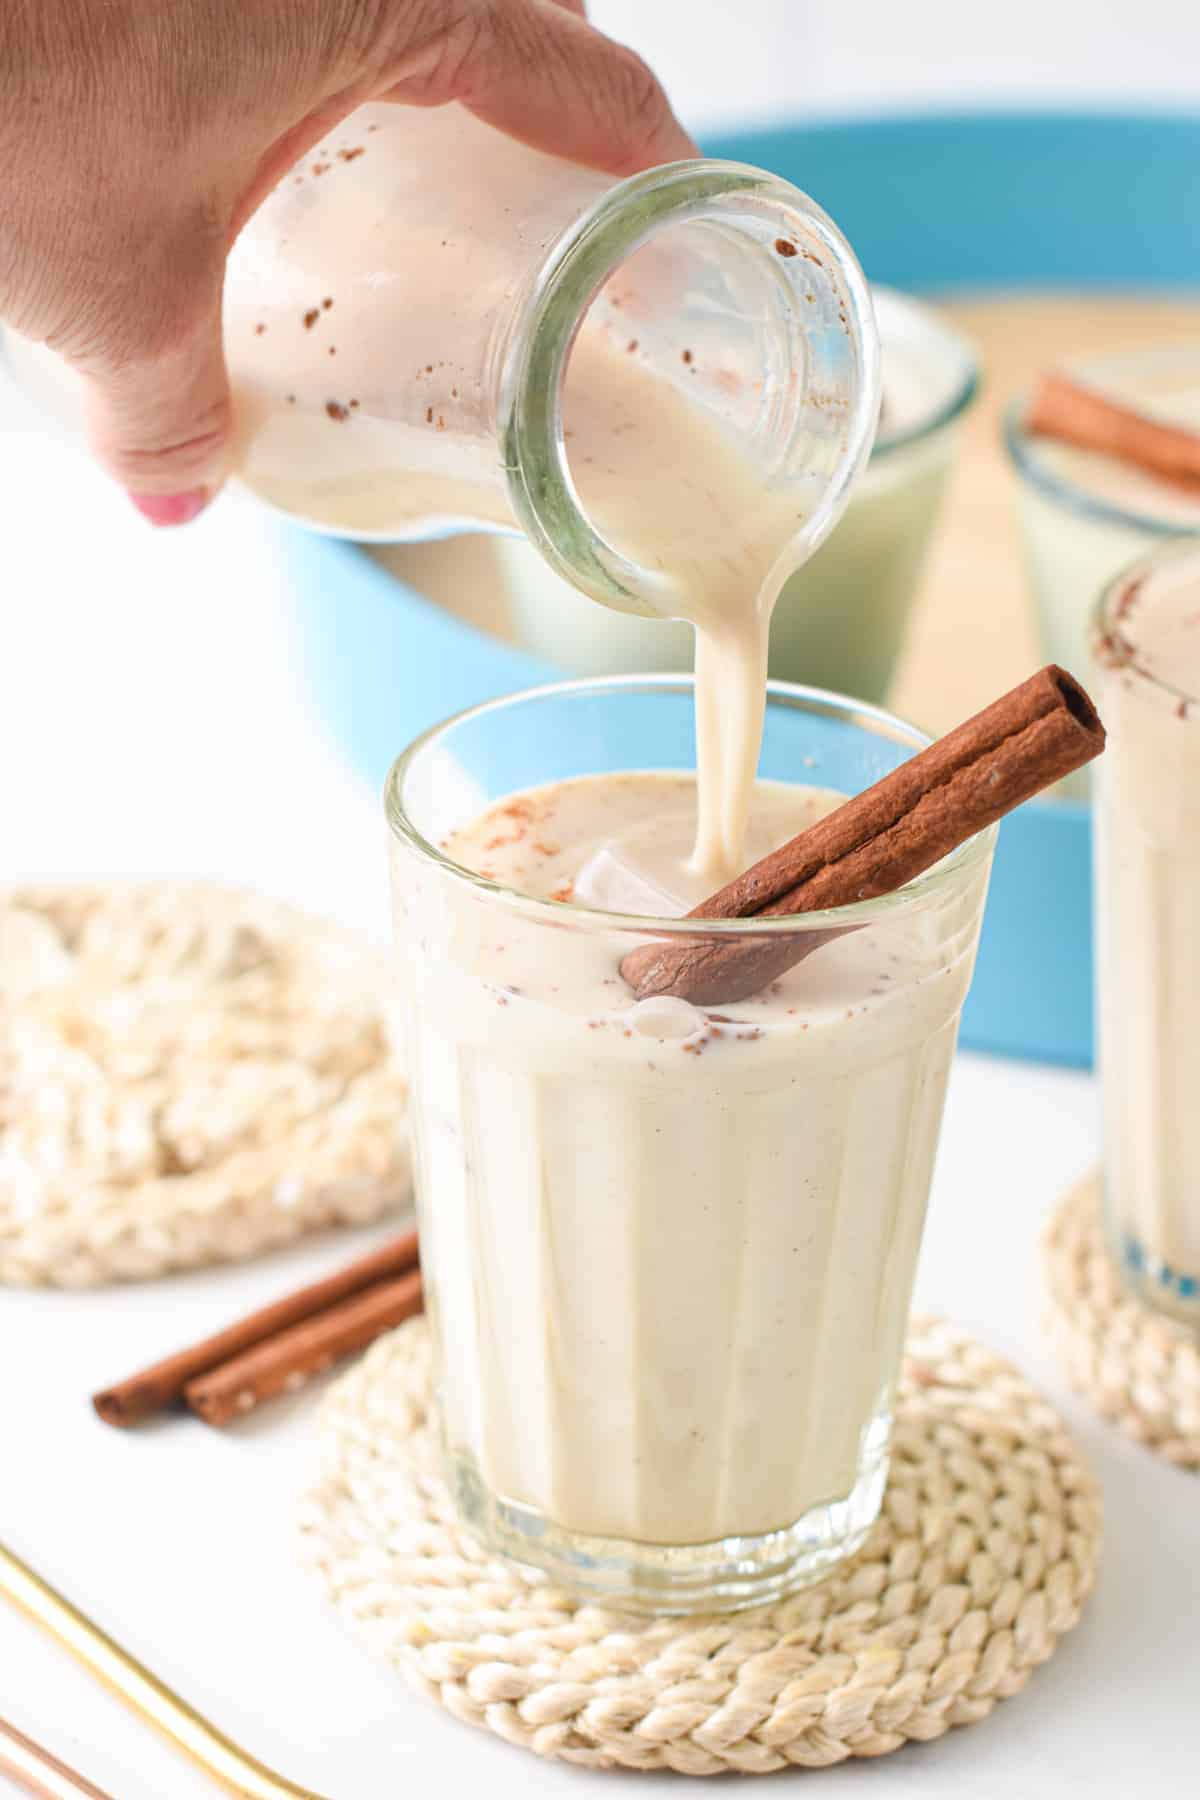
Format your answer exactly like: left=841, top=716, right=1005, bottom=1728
left=627, top=995, right=707, bottom=1040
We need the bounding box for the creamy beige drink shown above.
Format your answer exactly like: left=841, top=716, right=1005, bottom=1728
left=388, top=682, right=994, bottom=1611
left=425, top=773, right=981, bottom=1542
left=1094, top=544, right=1200, bottom=1327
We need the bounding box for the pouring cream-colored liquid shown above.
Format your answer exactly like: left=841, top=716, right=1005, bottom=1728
left=400, top=772, right=985, bottom=1549
left=238, top=276, right=806, bottom=880
left=559, top=340, right=803, bottom=883
left=408, top=287, right=974, bottom=706
left=1095, top=548, right=1200, bottom=1325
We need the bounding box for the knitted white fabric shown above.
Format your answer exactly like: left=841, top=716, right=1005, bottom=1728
left=1, top=882, right=409, bottom=1285
left=1043, top=1171, right=1200, bottom=1470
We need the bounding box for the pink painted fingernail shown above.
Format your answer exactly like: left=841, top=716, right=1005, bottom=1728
left=127, top=488, right=209, bottom=527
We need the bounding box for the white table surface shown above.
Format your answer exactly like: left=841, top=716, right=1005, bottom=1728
left=3, top=321, right=1199, bottom=1800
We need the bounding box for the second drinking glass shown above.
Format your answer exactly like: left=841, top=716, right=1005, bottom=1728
left=1092, top=541, right=1200, bottom=1329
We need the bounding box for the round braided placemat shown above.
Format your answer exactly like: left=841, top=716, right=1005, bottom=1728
left=300, top=1317, right=1101, bottom=1775
left=1042, top=1172, right=1200, bottom=1471
left=1, top=881, right=409, bottom=1286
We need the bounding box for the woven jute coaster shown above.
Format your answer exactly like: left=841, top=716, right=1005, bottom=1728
left=1, top=882, right=409, bottom=1286
left=300, top=1317, right=1101, bottom=1775
left=1042, top=1172, right=1200, bottom=1471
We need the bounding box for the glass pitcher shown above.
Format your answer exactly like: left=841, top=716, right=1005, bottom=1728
left=222, top=102, right=879, bottom=619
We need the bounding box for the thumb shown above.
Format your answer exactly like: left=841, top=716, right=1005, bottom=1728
left=76, top=262, right=232, bottom=528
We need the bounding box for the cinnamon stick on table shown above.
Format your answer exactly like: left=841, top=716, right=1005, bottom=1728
left=621, top=664, right=1105, bottom=1008
left=92, top=1229, right=420, bottom=1427
left=1027, top=370, right=1200, bottom=495
left=184, top=1267, right=424, bottom=1427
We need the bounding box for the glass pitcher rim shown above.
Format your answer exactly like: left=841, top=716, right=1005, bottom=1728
left=499, top=156, right=882, bottom=620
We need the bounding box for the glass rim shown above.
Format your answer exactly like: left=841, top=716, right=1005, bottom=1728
left=1093, top=538, right=1200, bottom=710
left=869, top=287, right=980, bottom=462
left=1004, top=348, right=1200, bottom=538
left=500, top=158, right=882, bottom=621
left=384, top=673, right=996, bottom=937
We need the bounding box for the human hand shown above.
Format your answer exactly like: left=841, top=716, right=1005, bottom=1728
left=0, top=0, right=695, bottom=523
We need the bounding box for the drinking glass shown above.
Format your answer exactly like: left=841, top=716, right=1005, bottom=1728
left=386, top=676, right=996, bottom=1612
left=1007, top=348, right=1200, bottom=686
left=1092, top=542, right=1200, bottom=1329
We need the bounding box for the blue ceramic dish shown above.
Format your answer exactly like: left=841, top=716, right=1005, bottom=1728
left=282, top=110, right=1200, bottom=1067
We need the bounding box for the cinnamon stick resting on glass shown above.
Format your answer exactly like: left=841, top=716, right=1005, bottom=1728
left=621, top=665, right=1105, bottom=1007
left=1027, top=370, right=1200, bottom=495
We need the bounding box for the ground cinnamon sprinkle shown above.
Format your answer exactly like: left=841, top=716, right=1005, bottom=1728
left=325, top=401, right=349, bottom=422
left=627, top=339, right=639, bottom=353
left=682, top=349, right=693, bottom=364
left=337, top=147, right=365, bottom=163
left=254, top=323, right=266, bottom=335
left=311, top=161, right=330, bottom=177
left=425, top=406, right=433, bottom=424
left=775, top=238, right=798, bottom=257
left=303, top=309, right=319, bottom=330
left=323, top=297, right=333, bottom=310
left=328, top=346, right=336, bottom=356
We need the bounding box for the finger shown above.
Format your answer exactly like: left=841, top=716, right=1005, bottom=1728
left=385, top=0, right=698, bottom=177
left=73, top=252, right=232, bottom=525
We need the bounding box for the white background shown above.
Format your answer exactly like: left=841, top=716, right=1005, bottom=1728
left=3, top=8, right=1200, bottom=1797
